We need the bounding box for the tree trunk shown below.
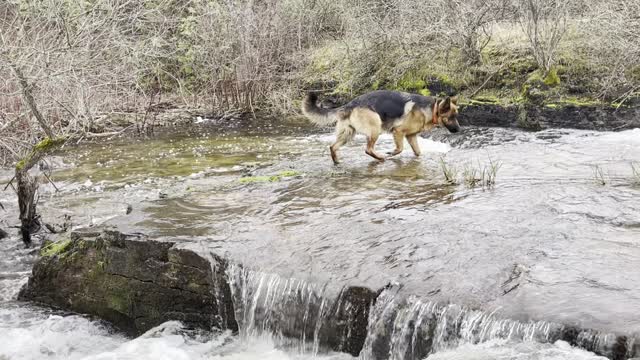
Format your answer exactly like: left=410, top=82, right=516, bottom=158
left=5, top=59, right=65, bottom=246
left=13, top=137, right=65, bottom=246
left=16, top=170, right=39, bottom=246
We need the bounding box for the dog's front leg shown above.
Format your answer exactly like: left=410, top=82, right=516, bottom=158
left=387, top=128, right=404, bottom=157
left=406, top=134, right=421, bottom=156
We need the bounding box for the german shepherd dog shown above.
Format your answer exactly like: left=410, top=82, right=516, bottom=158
left=302, top=90, right=460, bottom=164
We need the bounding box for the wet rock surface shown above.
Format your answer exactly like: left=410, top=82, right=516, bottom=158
left=459, top=104, right=640, bottom=131
left=18, top=229, right=640, bottom=359
left=18, top=229, right=238, bottom=336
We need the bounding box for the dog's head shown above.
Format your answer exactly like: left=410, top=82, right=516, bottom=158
left=438, top=96, right=460, bottom=133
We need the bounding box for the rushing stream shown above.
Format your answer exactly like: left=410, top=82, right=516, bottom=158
left=1, top=118, right=639, bottom=359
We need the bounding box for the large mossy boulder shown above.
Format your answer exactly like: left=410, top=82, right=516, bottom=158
left=18, top=229, right=238, bottom=336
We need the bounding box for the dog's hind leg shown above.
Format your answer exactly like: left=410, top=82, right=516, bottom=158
left=387, top=128, right=404, bottom=157
left=406, top=133, right=421, bottom=156
left=365, top=134, right=385, bottom=161
left=330, top=123, right=354, bottom=165
left=348, top=108, right=384, bottom=162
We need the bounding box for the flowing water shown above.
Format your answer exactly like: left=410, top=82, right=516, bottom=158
left=1, top=117, right=639, bottom=359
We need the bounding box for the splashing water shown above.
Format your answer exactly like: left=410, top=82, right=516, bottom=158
left=223, top=265, right=614, bottom=360
left=359, top=286, right=627, bottom=360
left=423, top=339, right=607, bottom=360
left=225, top=264, right=329, bottom=354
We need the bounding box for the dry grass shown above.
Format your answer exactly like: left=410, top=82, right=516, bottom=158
left=632, top=162, right=640, bottom=186
left=593, top=165, right=607, bottom=186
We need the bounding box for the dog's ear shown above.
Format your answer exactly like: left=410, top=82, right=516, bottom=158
left=440, top=97, right=451, bottom=112
left=450, top=96, right=458, bottom=105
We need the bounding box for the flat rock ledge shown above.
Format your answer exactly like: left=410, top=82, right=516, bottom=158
left=18, top=230, right=639, bottom=360
left=459, top=104, right=640, bottom=131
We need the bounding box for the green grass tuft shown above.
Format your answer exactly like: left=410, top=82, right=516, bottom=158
left=462, top=157, right=502, bottom=189
left=439, top=157, right=458, bottom=185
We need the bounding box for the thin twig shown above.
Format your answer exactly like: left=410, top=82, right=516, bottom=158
left=3, top=176, right=15, bottom=191
left=42, top=172, right=60, bottom=192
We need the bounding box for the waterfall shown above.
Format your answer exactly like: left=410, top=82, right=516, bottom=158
left=360, top=286, right=633, bottom=360
left=222, top=265, right=634, bottom=360
left=226, top=263, right=329, bottom=354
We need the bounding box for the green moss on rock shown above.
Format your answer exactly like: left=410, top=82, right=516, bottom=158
left=35, top=137, right=65, bottom=151
left=544, top=68, right=560, bottom=87
left=40, top=239, right=72, bottom=257
left=107, top=290, right=131, bottom=314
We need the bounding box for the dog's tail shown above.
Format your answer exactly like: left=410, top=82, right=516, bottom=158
left=301, top=92, right=339, bottom=126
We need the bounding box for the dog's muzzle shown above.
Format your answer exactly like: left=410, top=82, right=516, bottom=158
left=445, top=123, right=461, bottom=133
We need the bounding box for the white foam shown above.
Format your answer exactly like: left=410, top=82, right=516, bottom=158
left=424, top=339, right=607, bottom=360
left=0, top=308, right=123, bottom=360
left=0, top=314, right=351, bottom=360
left=413, top=136, right=451, bottom=153
left=311, top=133, right=451, bottom=153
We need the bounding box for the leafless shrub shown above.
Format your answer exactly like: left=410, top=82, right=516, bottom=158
left=445, top=0, right=513, bottom=65
left=516, top=0, right=570, bottom=73
left=580, top=0, right=640, bottom=102
left=0, top=0, right=170, bottom=156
